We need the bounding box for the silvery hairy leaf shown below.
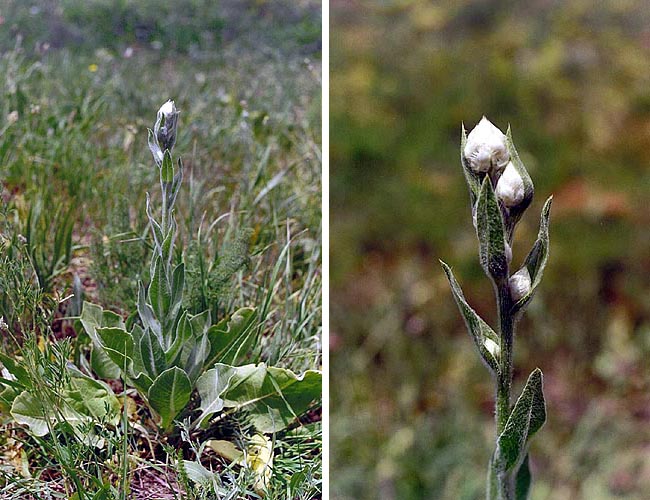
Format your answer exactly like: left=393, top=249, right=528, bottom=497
left=476, top=178, right=508, bottom=282
left=512, top=197, right=552, bottom=314
left=502, top=127, right=535, bottom=239
left=441, top=261, right=500, bottom=374
left=494, top=368, right=546, bottom=473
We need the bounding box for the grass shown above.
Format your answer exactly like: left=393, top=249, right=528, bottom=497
left=0, top=1, right=321, bottom=498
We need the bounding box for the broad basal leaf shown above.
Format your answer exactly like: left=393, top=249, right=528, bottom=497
left=195, top=365, right=234, bottom=427
left=476, top=177, right=508, bottom=281
left=138, top=328, right=167, bottom=379
left=198, top=363, right=321, bottom=433
left=205, top=307, right=256, bottom=366
left=495, top=368, right=546, bottom=473
left=80, top=302, right=123, bottom=379
left=10, top=371, right=119, bottom=437
left=148, top=367, right=192, bottom=429
left=440, top=261, right=500, bottom=374
left=97, top=327, right=134, bottom=373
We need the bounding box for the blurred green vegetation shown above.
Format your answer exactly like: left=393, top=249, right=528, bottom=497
left=331, top=1, right=650, bottom=499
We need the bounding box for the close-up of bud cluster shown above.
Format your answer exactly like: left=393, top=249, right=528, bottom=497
left=441, top=118, right=553, bottom=500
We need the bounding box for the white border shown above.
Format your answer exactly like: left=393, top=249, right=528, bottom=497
left=321, top=0, right=330, bottom=497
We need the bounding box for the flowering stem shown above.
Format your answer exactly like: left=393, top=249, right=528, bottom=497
left=496, top=281, right=514, bottom=499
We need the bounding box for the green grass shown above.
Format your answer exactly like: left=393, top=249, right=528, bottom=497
left=0, top=1, right=321, bottom=498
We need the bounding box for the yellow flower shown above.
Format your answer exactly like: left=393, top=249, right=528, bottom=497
left=88, top=63, right=98, bottom=72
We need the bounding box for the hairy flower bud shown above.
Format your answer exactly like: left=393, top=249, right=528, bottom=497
left=509, top=268, right=531, bottom=302
left=464, top=117, right=509, bottom=173
left=155, top=99, right=179, bottom=152
left=495, top=161, right=525, bottom=207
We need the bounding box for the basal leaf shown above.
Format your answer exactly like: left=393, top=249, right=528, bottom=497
left=96, top=327, right=134, bottom=373
left=194, top=366, right=234, bottom=428
left=0, top=352, right=31, bottom=388
left=138, top=281, right=162, bottom=340
left=476, top=178, right=508, bottom=281
left=147, top=367, right=192, bottom=429
left=440, top=261, right=500, bottom=374
left=513, top=197, right=553, bottom=313
left=203, top=363, right=322, bottom=433
left=80, top=302, right=122, bottom=379
left=205, top=307, right=256, bottom=366
left=166, top=311, right=193, bottom=366
left=185, top=334, right=210, bottom=382
left=139, top=328, right=167, bottom=379
left=148, top=256, right=171, bottom=330
left=495, top=368, right=546, bottom=473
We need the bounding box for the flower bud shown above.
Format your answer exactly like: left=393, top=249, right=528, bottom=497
left=484, top=337, right=500, bottom=358
left=155, top=99, right=179, bottom=152
left=509, top=267, right=531, bottom=302
left=495, top=161, right=525, bottom=207
left=464, top=117, right=509, bottom=173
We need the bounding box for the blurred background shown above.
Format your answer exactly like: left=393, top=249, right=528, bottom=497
left=330, top=1, right=650, bottom=499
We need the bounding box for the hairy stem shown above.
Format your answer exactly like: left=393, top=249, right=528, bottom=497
left=496, top=281, right=514, bottom=499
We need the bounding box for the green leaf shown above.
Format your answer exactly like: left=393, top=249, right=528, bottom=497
left=476, top=178, right=508, bottom=281
left=161, top=149, right=174, bottom=184
left=10, top=371, right=119, bottom=437
left=460, top=123, right=481, bottom=206
left=185, top=334, right=210, bottom=382
left=80, top=302, right=122, bottom=379
left=440, top=261, right=500, bottom=374
left=96, top=327, right=134, bottom=373
left=503, top=127, right=535, bottom=238
left=0, top=352, right=31, bottom=388
left=147, top=367, right=192, bottom=429
left=513, top=197, right=553, bottom=313
left=199, top=363, right=322, bottom=433
left=194, top=366, right=233, bottom=427
left=138, top=281, right=161, bottom=339
left=205, top=307, right=256, bottom=366
left=170, top=262, right=185, bottom=319
left=148, top=255, right=171, bottom=330
left=495, top=369, right=546, bottom=473
left=515, top=454, right=532, bottom=500
left=66, top=373, right=120, bottom=425
left=166, top=311, right=193, bottom=365
left=11, top=391, right=53, bottom=436
left=139, top=328, right=167, bottom=379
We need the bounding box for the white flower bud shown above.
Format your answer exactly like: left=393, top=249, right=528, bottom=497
left=484, top=338, right=500, bottom=358
left=464, top=117, right=509, bottom=173
left=155, top=99, right=179, bottom=152
left=509, top=267, right=531, bottom=302
left=495, top=161, right=525, bottom=207
left=159, top=99, right=175, bottom=118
